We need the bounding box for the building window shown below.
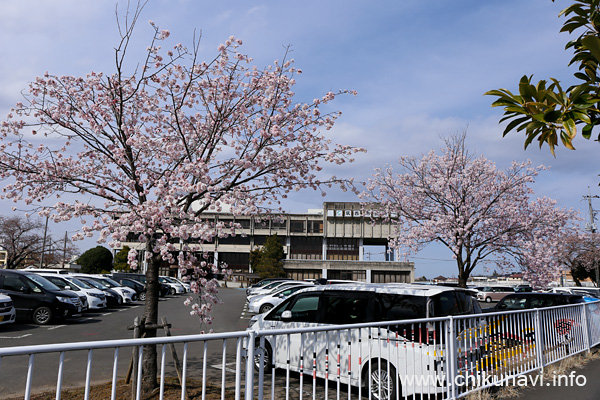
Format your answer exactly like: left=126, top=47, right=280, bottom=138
left=235, top=219, right=251, bottom=229
left=307, top=220, right=323, bottom=233
left=218, top=235, right=251, bottom=245
left=271, top=220, right=287, bottom=230
left=254, top=235, right=285, bottom=247
left=326, top=238, right=359, bottom=260
left=289, top=237, right=322, bottom=260
left=290, top=220, right=305, bottom=233
left=219, top=252, right=250, bottom=272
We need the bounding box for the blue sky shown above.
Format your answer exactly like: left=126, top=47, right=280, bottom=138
left=1, top=0, right=599, bottom=278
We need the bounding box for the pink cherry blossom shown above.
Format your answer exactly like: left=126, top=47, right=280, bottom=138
left=0, top=8, right=365, bottom=332
left=361, top=133, right=579, bottom=288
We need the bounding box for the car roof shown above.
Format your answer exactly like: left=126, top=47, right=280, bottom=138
left=503, top=292, right=580, bottom=298
left=290, top=282, right=472, bottom=296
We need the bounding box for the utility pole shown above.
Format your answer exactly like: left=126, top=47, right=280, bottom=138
left=62, top=231, right=68, bottom=268
left=583, top=188, right=599, bottom=286
left=39, top=215, right=49, bottom=268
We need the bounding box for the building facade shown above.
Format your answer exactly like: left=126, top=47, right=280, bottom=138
left=122, top=202, right=414, bottom=283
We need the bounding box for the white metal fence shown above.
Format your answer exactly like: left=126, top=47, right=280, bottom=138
left=1, top=301, right=599, bottom=400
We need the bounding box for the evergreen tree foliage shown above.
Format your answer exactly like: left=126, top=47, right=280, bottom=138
left=78, top=246, right=113, bottom=274
left=113, top=246, right=131, bottom=272
left=251, top=234, right=286, bottom=279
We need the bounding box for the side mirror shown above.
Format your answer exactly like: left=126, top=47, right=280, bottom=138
left=281, top=310, right=292, bottom=320
left=64, top=285, right=72, bottom=290
left=19, top=286, right=31, bottom=294
left=498, top=304, right=507, bottom=310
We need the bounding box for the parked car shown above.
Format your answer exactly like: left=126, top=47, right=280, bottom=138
left=72, top=274, right=137, bottom=303
left=247, top=284, right=313, bottom=314
left=35, top=273, right=106, bottom=310
left=111, top=276, right=147, bottom=301
left=159, top=276, right=185, bottom=295
left=0, top=293, right=16, bottom=326
left=247, top=281, right=311, bottom=302
left=111, top=273, right=171, bottom=297
left=246, top=280, right=302, bottom=298
left=247, top=283, right=482, bottom=399
left=0, top=269, right=83, bottom=325
left=484, top=292, right=588, bottom=312
left=74, top=277, right=123, bottom=307
left=549, top=287, right=600, bottom=298
left=171, top=277, right=191, bottom=293
left=311, top=278, right=361, bottom=285
left=29, top=274, right=89, bottom=313
left=476, top=286, right=515, bottom=302
left=245, top=278, right=290, bottom=296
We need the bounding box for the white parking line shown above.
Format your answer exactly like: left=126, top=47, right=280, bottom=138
left=211, top=363, right=238, bottom=373
left=0, top=334, right=32, bottom=339
left=47, top=325, right=66, bottom=330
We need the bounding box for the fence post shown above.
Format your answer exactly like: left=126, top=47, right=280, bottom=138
left=245, top=330, right=256, bottom=400
left=581, top=303, right=591, bottom=353
left=160, top=317, right=184, bottom=385
left=534, top=309, right=544, bottom=375
left=447, top=316, right=456, bottom=400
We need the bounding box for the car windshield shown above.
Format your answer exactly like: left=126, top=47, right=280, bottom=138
left=66, top=277, right=92, bottom=289
left=81, top=278, right=106, bottom=289
left=26, top=274, right=62, bottom=291
left=276, top=286, right=310, bottom=298
left=101, top=277, right=122, bottom=287
left=124, top=279, right=143, bottom=288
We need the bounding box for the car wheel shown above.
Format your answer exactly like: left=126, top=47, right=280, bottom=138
left=139, top=292, right=146, bottom=301
left=33, top=306, right=53, bottom=325
left=169, top=287, right=176, bottom=295
left=259, top=304, right=273, bottom=314
left=253, top=340, right=273, bottom=373
left=365, top=361, right=397, bottom=400
left=485, top=297, right=492, bottom=303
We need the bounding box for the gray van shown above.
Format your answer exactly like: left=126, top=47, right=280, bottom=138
left=476, top=286, right=515, bottom=302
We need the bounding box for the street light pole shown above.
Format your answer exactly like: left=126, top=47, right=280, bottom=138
left=583, top=188, right=599, bottom=286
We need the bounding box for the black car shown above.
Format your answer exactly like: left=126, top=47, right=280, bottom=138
left=485, top=292, right=586, bottom=312
left=0, top=269, right=83, bottom=324
left=111, top=273, right=170, bottom=297
left=112, top=277, right=147, bottom=301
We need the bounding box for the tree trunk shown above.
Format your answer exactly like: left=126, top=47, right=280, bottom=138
left=457, top=270, right=469, bottom=288
left=141, top=241, right=161, bottom=395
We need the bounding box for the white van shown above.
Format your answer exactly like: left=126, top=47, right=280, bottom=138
left=247, top=283, right=482, bottom=399
left=23, top=268, right=73, bottom=275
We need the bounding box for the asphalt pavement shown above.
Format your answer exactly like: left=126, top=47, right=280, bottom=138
left=504, top=350, right=600, bottom=399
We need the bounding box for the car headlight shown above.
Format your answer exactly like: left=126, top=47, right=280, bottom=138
left=57, top=296, right=70, bottom=303
left=90, top=293, right=103, bottom=299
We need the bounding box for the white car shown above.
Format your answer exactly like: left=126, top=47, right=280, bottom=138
left=247, top=283, right=483, bottom=399
left=246, top=279, right=295, bottom=297
left=171, top=277, right=191, bottom=293
left=159, top=276, right=185, bottom=295
left=247, top=284, right=312, bottom=314
left=37, top=273, right=107, bottom=310
left=71, top=274, right=137, bottom=303
left=0, top=293, right=16, bottom=326
left=247, top=281, right=308, bottom=301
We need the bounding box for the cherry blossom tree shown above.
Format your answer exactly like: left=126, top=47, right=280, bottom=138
left=0, top=4, right=362, bottom=394
left=361, top=133, right=579, bottom=288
